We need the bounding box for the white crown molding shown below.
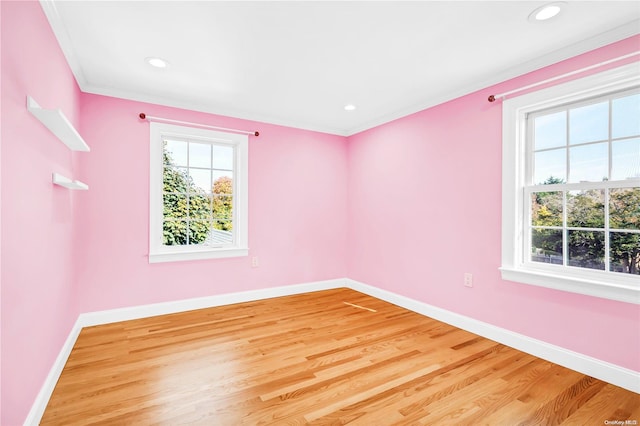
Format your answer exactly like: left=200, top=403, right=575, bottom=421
left=39, top=0, right=89, bottom=92
left=24, top=277, right=640, bottom=424
left=78, top=83, right=351, bottom=137
left=344, top=19, right=640, bottom=136
left=39, top=0, right=347, bottom=137
left=40, top=0, right=639, bottom=137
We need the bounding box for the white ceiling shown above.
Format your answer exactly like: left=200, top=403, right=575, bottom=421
left=42, top=1, right=640, bottom=136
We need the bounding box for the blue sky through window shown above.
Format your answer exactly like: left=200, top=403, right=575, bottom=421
left=533, top=91, right=640, bottom=184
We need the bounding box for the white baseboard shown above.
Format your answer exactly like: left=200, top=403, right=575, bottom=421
left=345, top=278, right=640, bottom=394
left=78, top=278, right=344, bottom=327
left=23, top=317, right=84, bottom=426
left=25, top=277, right=639, bottom=425
left=23, top=278, right=344, bottom=425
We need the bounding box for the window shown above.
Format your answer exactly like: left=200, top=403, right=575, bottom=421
left=501, top=63, right=640, bottom=304
left=149, top=122, right=248, bottom=263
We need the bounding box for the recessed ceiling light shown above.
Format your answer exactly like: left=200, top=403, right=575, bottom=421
left=529, top=2, right=565, bottom=22
left=145, top=57, right=169, bottom=68
left=535, top=5, right=560, bottom=20
left=344, top=104, right=356, bottom=111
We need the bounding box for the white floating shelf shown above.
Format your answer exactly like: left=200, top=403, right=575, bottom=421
left=27, top=96, right=90, bottom=152
left=52, top=173, right=88, bottom=190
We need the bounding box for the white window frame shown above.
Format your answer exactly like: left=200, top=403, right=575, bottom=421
left=501, top=62, right=640, bottom=304
left=149, top=122, right=248, bottom=263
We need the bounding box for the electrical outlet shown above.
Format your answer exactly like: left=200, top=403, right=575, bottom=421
left=464, top=273, right=473, bottom=287
left=251, top=256, right=259, bottom=268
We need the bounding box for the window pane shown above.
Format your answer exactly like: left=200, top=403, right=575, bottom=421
left=213, top=145, right=234, bottom=170
left=611, top=138, right=640, bottom=181
left=531, top=191, right=562, bottom=227
left=568, top=230, right=605, bottom=270
left=163, top=220, right=188, bottom=246
left=212, top=173, right=233, bottom=195
left=569, top=101, right=609, bottom=145
left=189, top=168, right=212, bottom=193
left=211, top=222, right=233, bottom=245
left=163, top=166, right=188, bottom=193
left=213, top=171, right=233, bottom=194
left=534, top=149, right=566, bottom=185
left=569, top=143, right=608, bottom=183
left=612, top=93, right=640, bottom=139
left=164, top=139, right=187, bottom=167
left=189, top=193, right=213, bottom=219
left=214, top=220, right=233, bottom=231
left=188, top=220, right=212, bottom=245
left=531, top=229, right=563, bottom=264
left=163, top=193, right=187, bottom=219
left=610, top=232, right=640, bottom=275
left=610, top=188, right=640, bottom=230
left=534, top=111, right=566, bottom=150
left=189, top=142, right=212, bottom=169
left=567, top=190, right=604, bottom=228
left=213, top=195, right=233, bottom=220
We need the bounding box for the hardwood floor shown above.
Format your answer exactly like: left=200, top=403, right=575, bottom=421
left=42, top=288, right=639, bottom=425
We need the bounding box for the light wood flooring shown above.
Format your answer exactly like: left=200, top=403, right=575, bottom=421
left=42, top=288, right=639, bottom=425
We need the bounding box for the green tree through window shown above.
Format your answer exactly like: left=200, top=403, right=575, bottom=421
left=532, top=177, right=639, bottom=274
left=162, top=147, right=213, bottom=245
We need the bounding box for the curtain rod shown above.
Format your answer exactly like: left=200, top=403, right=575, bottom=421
left=488, top=51, right=640, bottom=102
left=138, top=113, right=259, bottom=136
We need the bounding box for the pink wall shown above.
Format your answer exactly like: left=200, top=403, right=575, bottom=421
left=74, top=95, right=348, bottom=312
left=347, top=35, right=640, bottom=372
left=1, top=2, right=83, bottom=424
left=1, top=2, right=638, bottom=424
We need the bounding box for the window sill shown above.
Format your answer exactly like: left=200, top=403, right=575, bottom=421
left=499, top=266, right=639, bottom=305
left=149, top=247, right=249, bottom=263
